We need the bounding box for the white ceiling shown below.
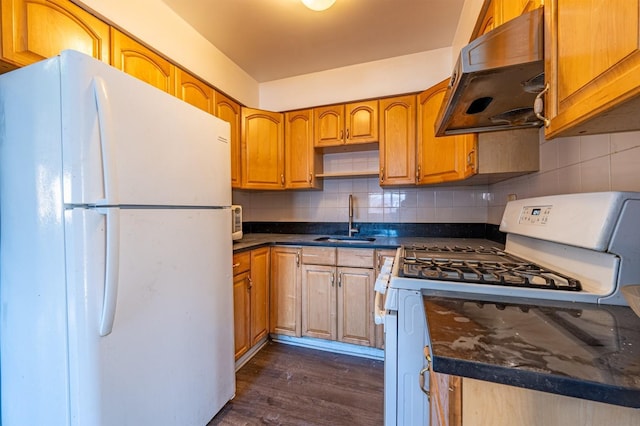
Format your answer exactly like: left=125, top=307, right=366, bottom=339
left=161, top=0, right=465, bottom=83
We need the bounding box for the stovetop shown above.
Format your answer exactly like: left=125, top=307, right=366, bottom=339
left=399, top=245, right=582, bottom=291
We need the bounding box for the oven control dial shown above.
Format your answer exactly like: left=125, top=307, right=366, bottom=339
left=519, top=205, right=552, bottom=225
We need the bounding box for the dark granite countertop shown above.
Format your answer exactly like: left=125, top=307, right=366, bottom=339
left=233, top=233, right=503, bottom=253
left=422, top=290, right=640, bottom=408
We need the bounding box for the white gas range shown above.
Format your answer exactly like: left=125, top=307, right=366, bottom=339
left=374, top=191, right=640, bottom=426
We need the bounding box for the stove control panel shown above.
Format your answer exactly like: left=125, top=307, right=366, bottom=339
left=519, top=205, right=552, bottom=225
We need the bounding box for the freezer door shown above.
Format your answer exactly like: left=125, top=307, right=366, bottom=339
left=59, top=50, right=231, bottom=207
left=64, top=207, right=235, bottom=425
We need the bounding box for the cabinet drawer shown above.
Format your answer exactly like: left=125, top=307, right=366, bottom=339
left=302, top=246, right=336, bottom=265
left=337, top=248, right=374, bottom=268
left=232, top=251, right=251, bottom=275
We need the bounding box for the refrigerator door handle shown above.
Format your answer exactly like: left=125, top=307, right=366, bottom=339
left=92, top=76, right=120, bottom=206
left=98, top=206, right=120, bottom=336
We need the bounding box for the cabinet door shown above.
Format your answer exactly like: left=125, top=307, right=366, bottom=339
left=379, top=95, right=417, bottom=186
left=249, top=247, right=270, bottom=346
left=215, top=91, right=241, bottom=188
left=270, top=246, right=301, bottom=337
left=301, top=264, right=336, bottom=340
left=241, top=107, right=285, bottom=190
left=111, top=29, right=175, bottom=95
left=285, top=109, right=322, bottom=189
left=429, top=370, right=462, bottom=426
left=417, top=80, right=477, bottom=185
left=232, top=270, right=250, bottom=360
left=0, top=0, right=110, bottom=70
left=544, top=0, right=640, bottom=138
left=175, top=68, right=214, bottom=114
left=337, top=267, right=375, bottom=346
left=345, top=100, right=378, bottom=145
left=314, top=104, right=344, bottom=147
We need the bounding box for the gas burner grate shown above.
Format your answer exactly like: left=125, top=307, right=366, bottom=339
left=400, top=258, right=582, bottom=291
left=403, top=245, right=504, bottom=256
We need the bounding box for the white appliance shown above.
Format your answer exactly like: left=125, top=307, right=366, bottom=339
left=0, top=50, right=235, bottom=425
left=374, top=191, right=640, bottom=425
left=231, top=205, right=243, bottom=240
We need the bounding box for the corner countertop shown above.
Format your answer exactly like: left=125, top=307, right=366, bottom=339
left=422, top=290, right=640, bottom=408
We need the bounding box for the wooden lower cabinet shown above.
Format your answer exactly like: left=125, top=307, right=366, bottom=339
left=270, top=246, right=302, bottom=337
left=429, top=370, right=462, bottom=426
left=232, top=247, right=270, bottom=360
left=461, top=377, right=640, bottom=426
left=300, top=247, right=375, bottom=347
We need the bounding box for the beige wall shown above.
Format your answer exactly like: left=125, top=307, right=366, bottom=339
left=259, top=48, right=452, bottom=111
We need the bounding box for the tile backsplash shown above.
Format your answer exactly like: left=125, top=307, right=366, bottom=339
left=488, top=129, right=640, bottom=224
left=233, top=130, right=640, bottom=228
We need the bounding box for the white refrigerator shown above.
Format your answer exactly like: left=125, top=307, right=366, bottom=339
left=0, top=50, right=235, bottom=425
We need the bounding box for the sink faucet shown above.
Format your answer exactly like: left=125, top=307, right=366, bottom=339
left=348, top=194, right=359, bottom=237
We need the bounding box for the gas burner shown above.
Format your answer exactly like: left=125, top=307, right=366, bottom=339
left=400, top=247, right=582, bottom=291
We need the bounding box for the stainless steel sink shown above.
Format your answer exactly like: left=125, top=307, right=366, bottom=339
left=314, top=236, right=376, bottom=243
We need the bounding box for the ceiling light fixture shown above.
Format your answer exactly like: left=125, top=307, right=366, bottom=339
left=301, top=0, right=336, bottom=12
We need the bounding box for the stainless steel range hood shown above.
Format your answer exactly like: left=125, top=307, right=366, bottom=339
left=435, top=8, right=544, bottom=136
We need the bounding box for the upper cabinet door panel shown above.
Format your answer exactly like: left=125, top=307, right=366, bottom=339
left=314, top=105, right=344, bottom=147
left=241, top=107, right=285, bottom=190
left=345, top=100, right=378, bottom=145
left=379, top=95, right=416, bottom=186
left=417, top=80, right=477, bottom=185
left=1, top=0, right=110, bottom=68
left=111, top=29, right=175, bottom=95
left=215, top=92, right=241, bottom=189
left=176, top=68, right=214, bottom=114
left=285, top=109, right=321, bottom=189
left=545, top=0, right=640, bottom=137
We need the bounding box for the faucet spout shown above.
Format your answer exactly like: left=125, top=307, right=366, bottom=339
left=348, top=194, right=358, bottom=237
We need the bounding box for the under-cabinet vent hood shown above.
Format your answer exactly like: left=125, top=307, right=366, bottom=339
left=435, top=8, right=544, bottom=136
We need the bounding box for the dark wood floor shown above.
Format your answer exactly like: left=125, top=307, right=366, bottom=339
left=208, top=341, right=384, bottom=426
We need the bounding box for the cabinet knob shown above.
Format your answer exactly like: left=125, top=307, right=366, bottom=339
left=415, top=165, right=421, bottom=181
left=346, top=128, right=350, bottom=140
left=380, top=167, right=385, bottom=183
left=281, top=174, right=285, bottom=185
left=339, top=130, right=344, bottom=141
left=247, top=276, right=253, bottom=290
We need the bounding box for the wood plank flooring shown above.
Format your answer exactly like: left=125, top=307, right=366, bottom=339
left=208, top=341, right=384, bottom=426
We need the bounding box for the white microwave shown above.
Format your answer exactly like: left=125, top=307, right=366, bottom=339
left=231, top=205, right=243, bottom=240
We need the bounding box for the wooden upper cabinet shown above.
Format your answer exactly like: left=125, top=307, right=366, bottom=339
left=241, top=107, right=285, bottom=190
left=543, top=0, right=640, bottom=138
left=345, top=100, right=378, bottom=145
left=417, top=80, right=477, bottom=185
left=111, top=28, right=175, bottom=95
left=215, top=92, right=242, bottom=188
left=285, top=109, right=322, bottom=189
left=0, top=0, right=109, bottom=70
left=471, top=0, right=542, bottom=40
left=314, top=100, right=378, bottom=148
left=175, top=68, right=214, bottom=114
left=378, top=95, right=417, bottom=186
